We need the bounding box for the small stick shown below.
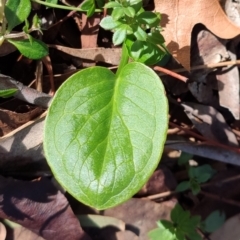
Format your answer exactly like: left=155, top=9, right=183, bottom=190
left=201, top=191, right=240, bottom=207
left=153, top=65, right=188, bottom=82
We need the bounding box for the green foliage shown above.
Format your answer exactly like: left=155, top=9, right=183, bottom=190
left=178, top=152, right=193, bottom=166
left=100, top=0, right=167, bottom=65
left=80, top=0, right=104, bottom=17
left=44, top=63, right=168, bottom=209
left=176, top=164, right=216, bottom=195
left=0, top=0, right=47, bottom=59
left=149, top=204, right=202, bottom=240
left=148, top=204, right=225, bottom=240
left=0, top=89, right=17, bottom=98
left=80, top=0, right=96, bottom=17
left=200, top=210, right=225, bottom=233
left=5, top=0, right=31, bottom=32
left=8, top=38, right=48, bottom=59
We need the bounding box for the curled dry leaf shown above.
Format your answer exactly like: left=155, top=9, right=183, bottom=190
left=0, top=106, right=43, bottom=137
left=155, top=0, right=240, bottom=70
left=0, top=176, right=91, bottom=240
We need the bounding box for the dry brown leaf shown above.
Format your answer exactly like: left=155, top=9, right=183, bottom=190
left=155, top=0, right=240, bottom=69
left=210, top=213, right=240, bottom=240
left=181, top=102, right=239, bottom=147
left=0, top=176, right=91, bottom=240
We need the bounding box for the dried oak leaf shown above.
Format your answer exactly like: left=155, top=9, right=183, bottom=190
left=155, top=0, right=240, bottom=69
left=0, top=176, right=91, bottom=240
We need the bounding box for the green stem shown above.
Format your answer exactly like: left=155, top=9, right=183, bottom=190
left=116, top=42, right=129, bottom=77
left=31, top=0, right=102, bottom=12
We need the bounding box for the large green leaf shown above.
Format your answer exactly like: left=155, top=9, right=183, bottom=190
left=5, top=0, right=31, bottom=32
left=44, top=62, right=168, bottom=209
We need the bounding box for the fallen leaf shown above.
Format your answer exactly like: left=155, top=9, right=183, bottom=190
left=136, top=167, right=177, bottom=197
left=6, top=223, right=45, bottom=240
left=78, top=214, right=125, bottom=231
left=80, top=13, right=101, bottom=67
left=0, top=106, right=43, bottom=137
left=155, top=0, right=240, bottom=69
left=0, top=113, right=46, bottom=172
left=181, top=102, right=239, bottom=147
left=216, top=46, right=239, bottom=120
left=48, top=45, right=122, bottom=65
left=166, top=140, right=240, bottom=166
left=104, top=198, right=176, bottom=240
left=0, top=176, right=91, bottom=240
left=210, top=213, right=240, bottom=240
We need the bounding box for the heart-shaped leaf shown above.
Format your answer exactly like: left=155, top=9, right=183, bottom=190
left=44, top=62, right=168, bottom=209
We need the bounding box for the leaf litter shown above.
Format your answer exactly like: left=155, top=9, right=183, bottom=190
left=0, top=0, right=240, bottom=239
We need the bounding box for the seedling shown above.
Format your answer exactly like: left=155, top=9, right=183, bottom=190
left=176, top=153, right=216, bottom=195
left=148, top=203, right=225, bottom=240
left=44, top=0, right=168, bottom=209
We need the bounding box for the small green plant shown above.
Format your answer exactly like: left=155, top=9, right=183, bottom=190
left=0, top=0, right=48, bottom=59
left=148, top=203, right=225, bottom=240
left=176, top=153, right=216, bottom=195
left=43, top=0, right=168, bottom=209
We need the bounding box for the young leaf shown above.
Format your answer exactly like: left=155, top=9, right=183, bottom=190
left=171, top=204, right=191, bottom=225
left=189, top=164, right=216, bottom=183
left=44, top=63, right=168, bottom=210
left=8, top=38, right=48, bottom=60
left=178, top=152, right=193, bottom=166
left=112, top=7, right=125, bottom=21
left=134, top=26, right=147, bottom=41
left=137, top=11, right=160, bottom=27
left=130, top=40, right=164, bottom=65
left=176, top=181, right=191, bottom=192
left=147, top=31, right=165, bottom=46
left=100, top=16, right=121, bottom=30
left=81, top=0, right=94, bottom=10
left=148, top=227, right=175, bottom=240
left=113, top=26, right=127, bottom=45
left=95, top=0, right=105, bottom=8
left=105, top=1, right=122, bottom=8
left=128, top=0, right=142, bottom=5
left=0, top=89, right=17, bottom=98
left=123, top=6, right=135, bottom=18
left=190, top=179, right=201, bottom=195
left=5, top=0, right=31, bottom=32
left=201, top=211, right=225, bottom=233
left=87, top=4, right=96, bottom=17
left=80, top=0, right=95, bottom=17
left=148, top=228, right=175, bottom=240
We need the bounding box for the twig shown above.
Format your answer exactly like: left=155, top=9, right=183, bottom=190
left=201, top=191, right=240, bottom=208
left=153, top=65, right=188, bottom=82
left=169, top=122, right=240, bottom=153
left=0, top=74, right=52, bottom=108
left=164, top=59, right=240, bottom=74
left=147, top=190, right=176, bottom=200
